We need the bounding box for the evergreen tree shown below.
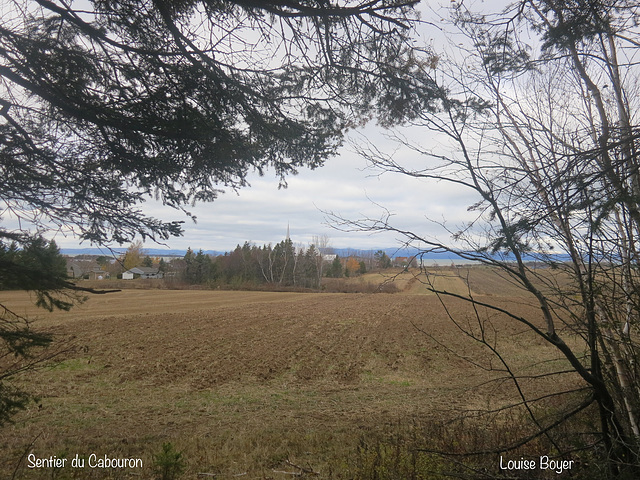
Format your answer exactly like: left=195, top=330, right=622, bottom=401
left=374, top=250, right=392, bottom=270
left=1, top=0, right=423, bottom=246
left=158, top=258, right=168, bottom=273
left=359, top=261, right=367, bottom=275
left=95, top=256, right=109, bottom=270
left=182, top=248, right=196, bottom=283
left=327, top=255, right=343, bottom=278
left=194, top=250, right=215, bottom=284
left=0, top=236, right=80, bottom=425
left=304, top=246, right=320, bottom=289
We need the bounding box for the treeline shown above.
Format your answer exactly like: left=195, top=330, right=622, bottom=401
left=170, top=240, right=390, bottom=288
left=176, top=240, right=325, bottom=289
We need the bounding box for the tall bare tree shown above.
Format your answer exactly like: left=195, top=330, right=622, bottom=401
left=332, top=0, right=640, bottom=475
left=311, top=233, right=331, bottom=283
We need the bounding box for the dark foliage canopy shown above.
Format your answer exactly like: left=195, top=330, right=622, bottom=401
left=0, top=0, right=428, bottom=425
left=0, top=0, right=424, bottom=245
left=0, top=235, right=73, bottom=311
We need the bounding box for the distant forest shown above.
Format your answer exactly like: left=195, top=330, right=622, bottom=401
left=96, top=239, right=401, bottom=289
left=170, top=240, right=395, bottom=288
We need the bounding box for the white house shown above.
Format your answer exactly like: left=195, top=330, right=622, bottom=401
left=122, top=266, right=163, bottom=279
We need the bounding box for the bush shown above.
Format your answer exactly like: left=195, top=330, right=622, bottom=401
left=152, top=442, right=186, bottom=480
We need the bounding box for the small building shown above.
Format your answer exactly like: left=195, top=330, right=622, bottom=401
left=88, top=268, right=109, bottom=280
left=122, top=266, right=163, bottom=280
left=66, top=261, right=110, bottom=279
left=67, top=263, right=84, bottom=279
left=393, top=256, right=409, bottom=267
left=393, top=256, right=416, bottom=268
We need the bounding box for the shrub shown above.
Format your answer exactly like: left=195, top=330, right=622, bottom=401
left=152, top=442, right=186, bottom=480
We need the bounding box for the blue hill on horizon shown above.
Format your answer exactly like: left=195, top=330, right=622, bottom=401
left=61, top=246, right=570, bottom=263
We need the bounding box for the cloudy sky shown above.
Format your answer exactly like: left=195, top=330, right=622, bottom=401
left=71, top=2, right=485, bottom=255
left=8, top=1, right=484, bottom=255
left=2, top=119, right=460, bottom=257
left=45, top=123, right=477, bottom=254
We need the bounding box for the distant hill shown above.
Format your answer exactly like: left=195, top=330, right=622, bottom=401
left=61, top=246, right=570, bottom=263
left=61, top=246, right=427, bottom=258
left=61, top=248, right=223, bottom=257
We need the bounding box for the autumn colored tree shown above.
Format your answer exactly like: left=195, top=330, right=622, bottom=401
left=122, top=241, right=144, bottom=271
left=345, top=257, right=361, bottom=277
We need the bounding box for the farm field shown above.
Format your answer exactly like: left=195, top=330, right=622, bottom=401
left=1, top=269, right=586, bottom=479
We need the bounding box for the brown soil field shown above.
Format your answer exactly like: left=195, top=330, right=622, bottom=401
left=1, top=272, right=587, bottom=479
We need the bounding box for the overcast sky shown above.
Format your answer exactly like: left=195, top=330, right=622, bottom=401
left=44, top=123, right=477, bottom=254
left=10, top=1, right=484, bottom=255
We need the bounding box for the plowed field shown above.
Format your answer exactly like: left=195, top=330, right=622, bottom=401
left=0, top=277, right=582, bottom=479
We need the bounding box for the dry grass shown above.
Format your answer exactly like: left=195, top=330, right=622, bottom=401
left=0, top=268, right=590, bottom=479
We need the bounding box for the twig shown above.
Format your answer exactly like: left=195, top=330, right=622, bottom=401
left=285, top=458, right=320, bottom=476
left=12, top=432, right=42, bottom=480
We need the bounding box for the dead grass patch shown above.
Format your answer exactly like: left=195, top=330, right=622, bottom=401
left=0, top=284, right=590, bottom=479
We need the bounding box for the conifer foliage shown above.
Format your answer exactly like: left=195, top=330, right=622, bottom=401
left=0, top=0, right=423, bottom=425
left=181, top=240, right=323, bottom=289
left=0, top=0, right=422, bottom=245
left=0, top=236, right=72, bottom=425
